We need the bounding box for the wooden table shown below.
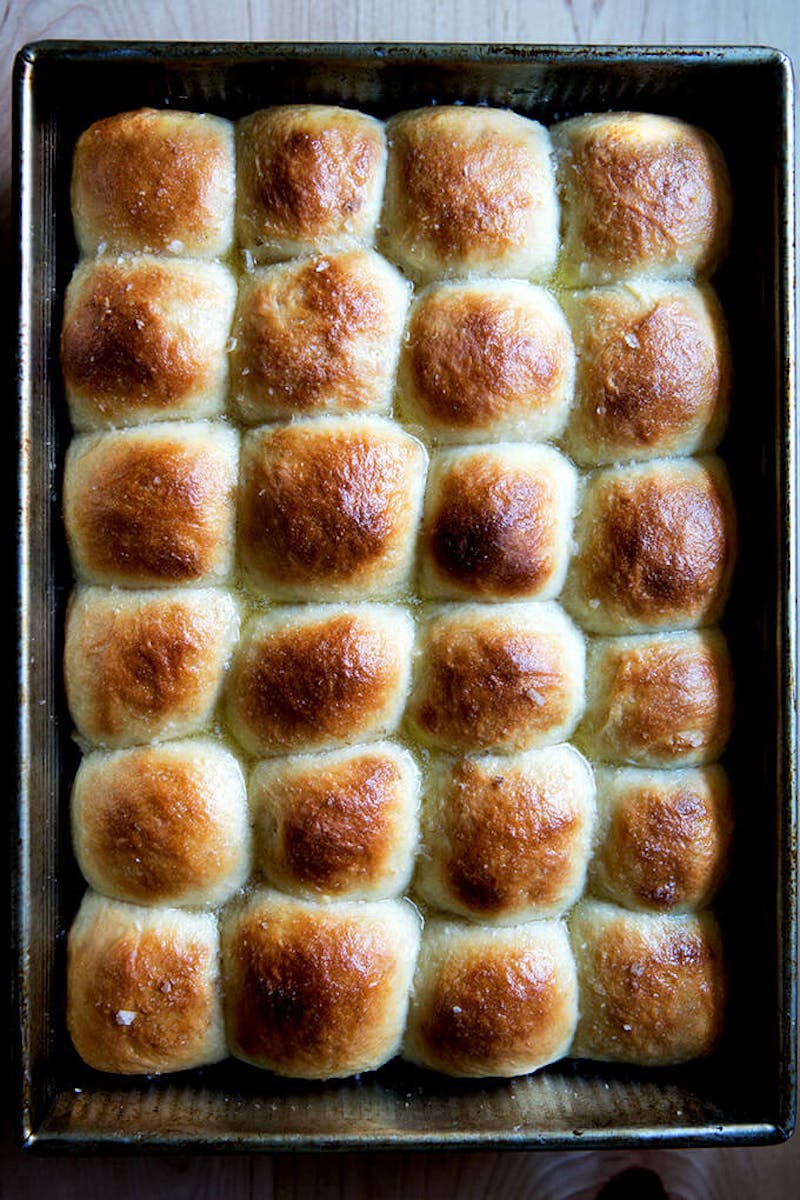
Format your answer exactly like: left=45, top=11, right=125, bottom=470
left=4, top=1, right=798, bottom=1195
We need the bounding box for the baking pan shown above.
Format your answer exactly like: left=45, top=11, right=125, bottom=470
left=14, top=42, right=797, bottom=1152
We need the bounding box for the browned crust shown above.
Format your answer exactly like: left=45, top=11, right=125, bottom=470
left=62, top=262, right=217, bottom=409
left=387, top=109, right=545, bottom=264
left=594, top=774, right=733, bottom=911
left=68, top=920, right=216, bottom=1073
left=426, top=456, right=558, bottom=597
left=434, top=759, right=584, bottom=916
left=413, top=933, right=572, bottom=1076
left=64, top=593, right=231, bottom=743
left=76, top=750, right=240, bottom=904
left=228, top=613, right=404, bottom=753
left=405, top=287, right=568, bottom=429
left=570, top=290, right=729, bottom=455
left=572, top=907, right=725, bottom=1064
left=227, top=905, right=398, bottom=1074
left=560, top=116, right=731, bottom=273
left=233, top=253, right=398, bottom=415
left=262, top=755, right=402, bottom=893
left=410, top=617, right=574, bottom=751
left=237, top=107, right=384, bottom=245
left=66, top=432, right=235, bottom=584
left=72, top=109, right=232, bottom=252
left=591, top=635, right=734, bottom=762
left=239, top=423, right=422, bottom=593
left=576, top=464, right=734, bottom=626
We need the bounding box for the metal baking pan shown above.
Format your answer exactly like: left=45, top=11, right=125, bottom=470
left=14, top=41, right=797, bottom=1152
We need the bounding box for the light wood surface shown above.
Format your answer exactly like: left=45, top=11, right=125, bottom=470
left=4, top=1, right=798, bottom=1196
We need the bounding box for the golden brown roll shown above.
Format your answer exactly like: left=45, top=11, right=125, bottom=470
left=222, top=891, right=421, bottom=1078
left=64, top=423, right=238, bottom=588
left=403, top=918, right=577, bottom=1078
left=578, top=630, right=734, bottom=767
left=381, top=107, right=559, bottom=281
left=552, top=112, right=732, bottom=285
left=71, top=109, right=235, bottom=258
left=416, top=746, right=595, bottom=923
left=71, top=740, right=250, bottom=908
left=226, top=605, right=414, bottom=756
left=563, top=457, right=736, bottom=635
left=67, top=891, right=226, bottom=1074
left=64, top=587, right=239, bottom=748
left=236, top=106, right=387, bottom=261
left=562, top=282, right=731, bottom=465
left=395, top=280, right=574, bottom=443
left=587, top=765, right=733, bottom=914
left=406, top=602, right=585, bottom=754
left=230, top=250, right=410, bottom=424
left=61, top=256, right=237, bottom=431
left=569, top=900, right=726, bottom=1065
left=250, top=742, right=420, bottom=900
left=419, top=443, right=577, bottom=601
left=239, top=418, right=427, bottom=600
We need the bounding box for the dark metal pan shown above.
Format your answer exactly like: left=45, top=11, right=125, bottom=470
left=14, top=41, right=797, bottom=1151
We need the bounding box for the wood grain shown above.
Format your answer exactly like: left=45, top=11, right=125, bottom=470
left=3, top=1, right=798, bottom=1196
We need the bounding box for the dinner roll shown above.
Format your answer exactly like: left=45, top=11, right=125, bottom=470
left=416, top=746, right=595, bottom=923
left=588, top=765, right=733, bottom=914
left=239, top=418, right=426, bottom=600
left=381, top=107, right=559, bottom=281
left=71, top=740, right=249, bottom=908
left=61, top=256, right=237, bottom=430
left=403, top=918, right=577, bottom=1078
left=407, top=604, right=582, bottom=753
left=230, top=250, right=410, bottom=423
left=222, top=891, right=421, bottom=1078
left=64, top=587, right=239, bottom=747
left=236, top=105, right=387, bottom=261
left=419, top=443, right=577, bottom=601
left=226, top=605, right=414, bottom=756
left=71, top=109, right=235, bottom=258
left=395, top=280, right=574, bottom=443
left=251, top=743, right=420, bottom=900
left=552, top=112, right=732, bottom=285
left=67, top=891, right=226, bottom=1074
left=64, top=423, right=238, bottom=588
left=562, top=282, right=731, bottom=465
left=569, top=900, right=726, bottom=1064
left=406, top=603, right=585, bottom=754
left=563, top=457, right=736, bottom=634
left=578, top=630, right=734, bottom=767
